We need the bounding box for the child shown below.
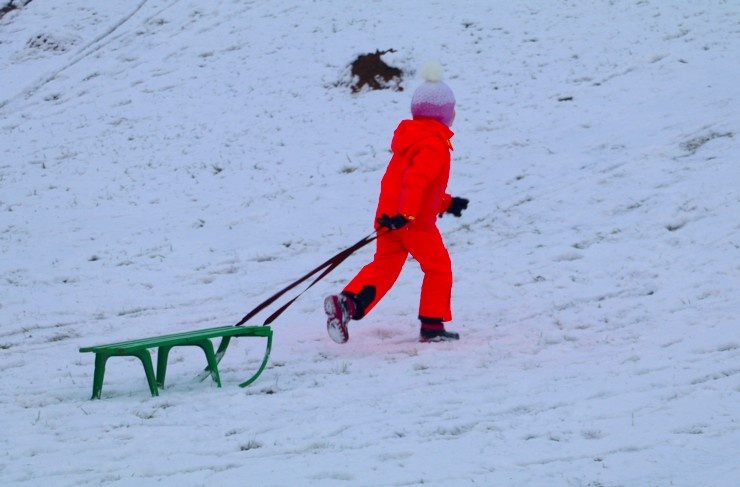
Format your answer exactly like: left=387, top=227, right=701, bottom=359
left=324, top=61, right=468, bottom=343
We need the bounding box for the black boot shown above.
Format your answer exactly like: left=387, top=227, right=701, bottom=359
left=419, top=318, right=460, bottom=342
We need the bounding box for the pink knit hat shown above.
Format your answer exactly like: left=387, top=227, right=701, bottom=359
left=410, top=61, right=456, bottom=127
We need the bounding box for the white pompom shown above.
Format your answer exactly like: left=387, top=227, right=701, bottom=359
left=419, top=61, right=444, bottom=82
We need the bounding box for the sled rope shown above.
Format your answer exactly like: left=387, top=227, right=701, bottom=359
left=199, top=229, right=384, bottom=381
left=235, top=229, right=383, bottom=327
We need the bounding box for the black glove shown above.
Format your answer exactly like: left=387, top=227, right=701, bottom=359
left=377, top=213, right=409, bottom=230
left=443, top=197, right=469, bottom=217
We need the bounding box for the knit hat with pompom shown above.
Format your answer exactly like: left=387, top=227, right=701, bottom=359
left=410, top=61, right=456, bottom=127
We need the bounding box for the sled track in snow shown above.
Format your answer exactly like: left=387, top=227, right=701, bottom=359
left=0, top=0, right=167, bottom=110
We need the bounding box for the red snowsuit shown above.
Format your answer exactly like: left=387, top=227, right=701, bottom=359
left=343, top=118, right=455, bottom=321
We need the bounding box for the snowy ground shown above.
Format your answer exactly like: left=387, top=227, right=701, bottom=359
left=1, top=1, right=739, bottom=486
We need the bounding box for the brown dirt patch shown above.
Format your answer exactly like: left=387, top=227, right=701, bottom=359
left=349, top=49, right=404, bottom=93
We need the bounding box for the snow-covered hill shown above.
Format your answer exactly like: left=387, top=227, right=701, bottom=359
left=1, top=1, right=738, bottom=486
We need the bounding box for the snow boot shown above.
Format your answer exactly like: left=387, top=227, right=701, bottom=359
left=419, top=321, right=460, bottom=343
left=324, top=293, right=357, bottom=344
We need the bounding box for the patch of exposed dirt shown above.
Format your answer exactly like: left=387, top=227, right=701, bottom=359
left=349, top=49, right=404, bottom=93
left=1, top=1, right=33, bottom=21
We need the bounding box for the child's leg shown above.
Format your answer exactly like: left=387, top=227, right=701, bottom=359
left=343, top=231, right=407, bottom=318
left=403, top=227, right=453, bottom=321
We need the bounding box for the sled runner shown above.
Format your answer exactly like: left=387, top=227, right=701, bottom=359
left=79, top=325, right=272, bottom=399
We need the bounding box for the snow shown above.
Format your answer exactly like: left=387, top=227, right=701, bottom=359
left=1, top=0, right=738, bottom=485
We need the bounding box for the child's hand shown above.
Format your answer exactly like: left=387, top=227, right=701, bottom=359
left=377, top=213, right=409, bottom=230
left=442, top=197, right=469, bottom=217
